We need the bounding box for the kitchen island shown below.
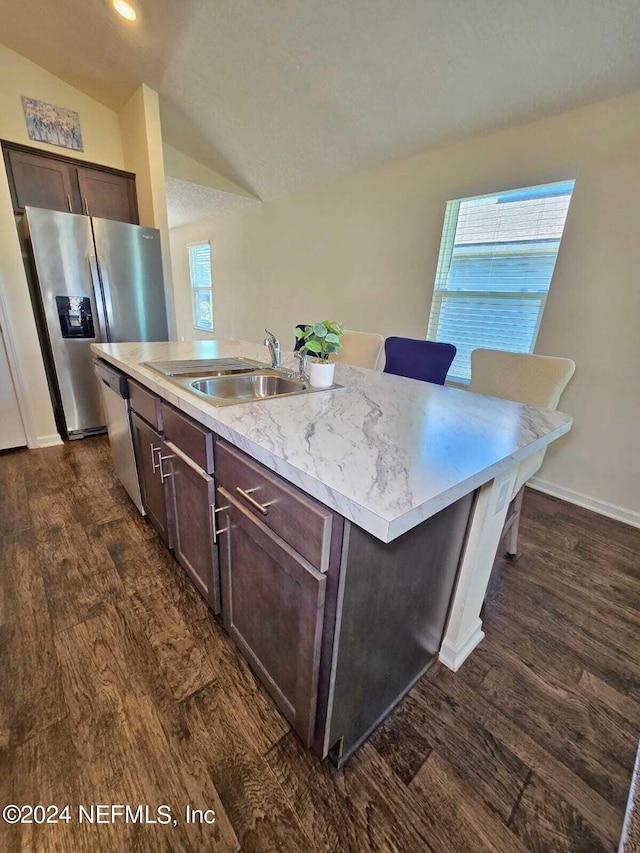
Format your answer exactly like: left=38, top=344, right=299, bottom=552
left=92, top=339, right=572, bottom=764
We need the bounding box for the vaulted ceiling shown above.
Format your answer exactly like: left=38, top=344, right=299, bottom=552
left=165, top=176, right=258, bottom=229
left=2, top=0, right=640, bottom=202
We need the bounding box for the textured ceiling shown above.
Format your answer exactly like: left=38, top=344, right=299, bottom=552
left=2, top=1, right=640, bottom=201
left=165, top=176, right=258, bottom=229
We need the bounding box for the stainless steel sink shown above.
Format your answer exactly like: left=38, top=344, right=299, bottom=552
left=191, top=372, right=306, bottom=402
left=165, top=367, right=343, bottom=406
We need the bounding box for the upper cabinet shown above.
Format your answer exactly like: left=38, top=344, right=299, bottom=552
left=76, top=166, right=138, bottom=222
left=2, top=141, right=139, bottom=225
left=4, top=148, right=76, bottom=214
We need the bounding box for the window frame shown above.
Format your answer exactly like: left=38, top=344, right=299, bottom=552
left=427, top=181, right=575, bottom=383
left=188, top=240, right=214, bottom=333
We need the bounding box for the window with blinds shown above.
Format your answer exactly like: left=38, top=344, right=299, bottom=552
left=427, top=180, right=575, bottom=381
left=188, top=241, right=213, bottom=331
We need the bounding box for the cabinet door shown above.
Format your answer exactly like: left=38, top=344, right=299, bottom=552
left=131, top=411, right=171, bottom=545
left=165, top=442, right=220, bottom=612
left=77, top=166, right=138, bottom=223
left=5, top=148, right=75, bottom=213
left=217, top=486, right=326, bottom=746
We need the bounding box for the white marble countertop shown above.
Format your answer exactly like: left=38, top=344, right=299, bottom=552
left=92, top=339, right=572, bottom=542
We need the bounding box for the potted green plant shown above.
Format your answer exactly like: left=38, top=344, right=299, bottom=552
left=295, top=321, right=345, bottom=387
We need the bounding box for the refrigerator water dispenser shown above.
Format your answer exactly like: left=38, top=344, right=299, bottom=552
left=55, top=295, right=95, bottom=339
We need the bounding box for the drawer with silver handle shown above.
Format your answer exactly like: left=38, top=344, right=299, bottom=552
left=129, top=379, right=163, bottom=431
left=160, top=402, right=215, bottom=473
left=215, top=439, right=334, bottom=572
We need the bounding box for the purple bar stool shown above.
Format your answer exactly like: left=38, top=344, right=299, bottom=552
left=383, top=337, right=456, bottom=385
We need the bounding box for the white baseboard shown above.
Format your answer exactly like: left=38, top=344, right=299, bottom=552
left=33, top=433, right=63, bottom=449
left=528, top=477, right=640, bottom=530
left=439, top=624, right=485, bottom=672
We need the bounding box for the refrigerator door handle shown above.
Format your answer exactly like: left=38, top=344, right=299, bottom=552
left=97, top=254, right=115, bottom=340
left=88, top=254, right=109, bottom=341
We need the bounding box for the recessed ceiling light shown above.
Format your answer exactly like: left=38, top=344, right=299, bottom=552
left=112, top=0, right=137, bottom=21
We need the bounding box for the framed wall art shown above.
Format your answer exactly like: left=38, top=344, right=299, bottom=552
left=22, top=97, right=84, bottom=152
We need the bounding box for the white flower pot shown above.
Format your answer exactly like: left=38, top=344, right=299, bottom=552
left=308, top=359, right=335, bottom=388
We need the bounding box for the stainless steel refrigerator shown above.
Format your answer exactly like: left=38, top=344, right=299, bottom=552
left=20, top=206, right=168, bottom=439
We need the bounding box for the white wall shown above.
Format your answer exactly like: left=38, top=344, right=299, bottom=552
left=170, top=90, right=640, bottom=521
left=0, top=44, right=126, bottom=445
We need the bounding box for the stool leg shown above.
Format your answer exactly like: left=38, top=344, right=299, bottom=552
left=506, top=486, right=525, bottom=557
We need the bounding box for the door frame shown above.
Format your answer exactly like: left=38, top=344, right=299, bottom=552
left=0, top=281, right=39, bottom=448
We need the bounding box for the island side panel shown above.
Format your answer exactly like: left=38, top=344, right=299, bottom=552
left=312, top=511, right=345, bottom=759
left=324, top=491, right=475, bottom=765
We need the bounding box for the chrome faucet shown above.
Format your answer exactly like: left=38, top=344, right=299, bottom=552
left=263, top=328, right=281, bottom=370
left=296, top=352, right=309, bottom=382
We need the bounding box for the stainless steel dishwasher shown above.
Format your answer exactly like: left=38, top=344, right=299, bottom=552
left=93, top=359, right=144, bottom=515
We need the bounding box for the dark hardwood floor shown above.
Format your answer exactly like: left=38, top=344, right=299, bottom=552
left=1, top=436, right=638, bottom=852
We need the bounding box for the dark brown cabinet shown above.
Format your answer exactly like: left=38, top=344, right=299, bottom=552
left=4, top=148, right=76, bottom=214
left=3, top=140, right=138, bottom=224
left=124, top=383, right=470, bottom=766
left=165, top=442, right=220, bottom=613
left=216, top=485, right=326, bottom=747
left=155, top=400, right=220, bottom=611
left=161, top=403, right=215, bottom=474
left=215, top=439, right=334, bottom=571
left=131, top=411, right=172, bottom=546
left=129, top=379, right=163, bottom=432
left=214, top=437, right=337, bottom=748
left=129, top=392, right=219, bottom=612
left=77, top=166, right=138, bottom=223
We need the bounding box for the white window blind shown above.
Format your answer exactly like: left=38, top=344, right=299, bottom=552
left=427, top=180, right=575, bottom=381
left=188, top=241, right=213, bottom=331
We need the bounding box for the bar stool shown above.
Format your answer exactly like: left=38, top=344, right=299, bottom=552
left=294, top=326, right=384, bottom=371
left=468, top=348, right=576, bottom=556
left=334, top=330, right=384, bottom=370
left=383, top=337, right=456, bottom=385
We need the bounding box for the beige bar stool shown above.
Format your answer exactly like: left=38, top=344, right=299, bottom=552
left=468, top=348, right=576, bottom=556
left=331, top=329, right=385, bottom=371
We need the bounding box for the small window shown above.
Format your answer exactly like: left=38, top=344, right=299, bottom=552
left=188, top=241, right=213, bottom=331
left=427, top=180, right=575, bottom=382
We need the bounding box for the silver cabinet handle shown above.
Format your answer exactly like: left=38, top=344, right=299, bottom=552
left=67, top=193, right=72, bottom=212
left=159, top=453, right=174, bottom=483
left=235, top=486, right=274, bottom=516
left=163, top=440, right=210, bottom=477
left=83, top=197, right=89, bottom=216
left=211, top=504, right=230, bottom=543
left=151, top=444, right=161, bottom=473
